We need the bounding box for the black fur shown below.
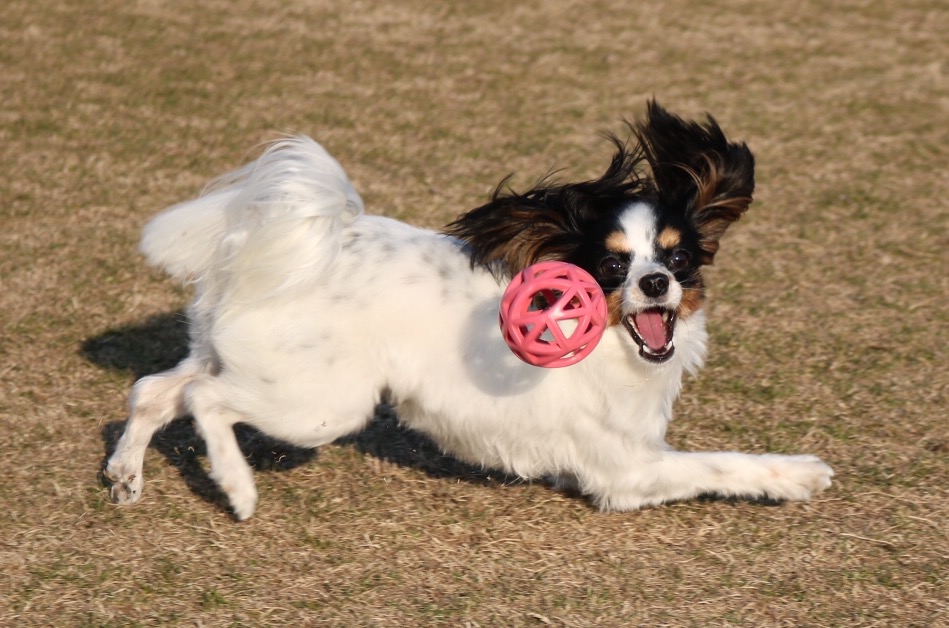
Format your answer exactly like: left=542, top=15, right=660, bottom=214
left=444, top=135, right=651, bottom=280
left=635, top=101, right=755, bottom=265
left=444, top=101, right=755, bottom=280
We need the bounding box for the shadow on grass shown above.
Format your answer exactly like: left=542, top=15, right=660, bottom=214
left=83, top=312, right=505, bottom=516
left=81, top=311, right=191, bottom=379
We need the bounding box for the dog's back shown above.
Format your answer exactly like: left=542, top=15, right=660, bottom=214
left=106, top=106, right=833, bottom=520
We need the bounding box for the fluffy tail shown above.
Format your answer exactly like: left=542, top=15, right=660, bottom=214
left=140, top=137, right=363, bottom=297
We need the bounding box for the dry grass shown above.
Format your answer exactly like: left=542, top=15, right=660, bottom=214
left=2, top=0, right=947, bottom=625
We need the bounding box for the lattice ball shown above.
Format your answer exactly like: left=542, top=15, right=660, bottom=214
left=499, top=261, right=608, bottom=368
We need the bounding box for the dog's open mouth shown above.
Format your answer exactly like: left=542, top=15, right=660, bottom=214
left=622, top=307, right=677, bottom=363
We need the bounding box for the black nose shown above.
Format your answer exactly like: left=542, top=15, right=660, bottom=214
left=639, top=273, right=669, bottom=298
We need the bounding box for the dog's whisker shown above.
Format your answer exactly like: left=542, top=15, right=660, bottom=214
left=104, top=101, right=833, bottom=520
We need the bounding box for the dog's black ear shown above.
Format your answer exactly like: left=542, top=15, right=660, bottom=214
left=635, top=101, right=755, bottom=265
left=445, top=136, right=649, bottom=277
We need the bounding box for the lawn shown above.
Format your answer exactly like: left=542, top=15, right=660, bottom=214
left=1, top=0, right=946, bottom=625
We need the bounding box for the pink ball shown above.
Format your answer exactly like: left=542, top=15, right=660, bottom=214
left=499, top=261, right=608, bottom=368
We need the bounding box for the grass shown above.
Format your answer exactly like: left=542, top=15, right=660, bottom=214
left=1, top=0, right=947, bottom=625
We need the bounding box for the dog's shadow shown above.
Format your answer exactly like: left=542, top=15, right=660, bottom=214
left=83, top=312, right=505, bottom=514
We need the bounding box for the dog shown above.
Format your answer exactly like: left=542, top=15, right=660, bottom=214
left=104, top=101, right=833, bottom=520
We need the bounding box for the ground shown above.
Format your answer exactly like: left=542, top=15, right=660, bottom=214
left=1, top=0, right=947, bottom=625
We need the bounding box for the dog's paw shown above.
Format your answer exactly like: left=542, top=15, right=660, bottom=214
left=210, top=466, right=258, bottom=521
left=761, top=454, right=834, bottom=501
left=225, top=482, right=258, bottom=521
left=103, top=459, right=145, bottom=505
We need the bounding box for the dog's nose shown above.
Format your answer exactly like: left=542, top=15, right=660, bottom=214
left=639, top=273, right=669, bottom=298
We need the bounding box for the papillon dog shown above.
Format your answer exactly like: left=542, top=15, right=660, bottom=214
left=104, top=101, right=833, bottom=520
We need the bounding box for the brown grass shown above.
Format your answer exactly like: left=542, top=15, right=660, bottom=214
left=2, top=0, right=947, bottom=625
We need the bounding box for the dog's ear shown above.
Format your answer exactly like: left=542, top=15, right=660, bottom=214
left=635, top=101, right=755, bottom=265
left=443, top=183, right=582, bottom=277
left=445, top=137, right=649, bottom=277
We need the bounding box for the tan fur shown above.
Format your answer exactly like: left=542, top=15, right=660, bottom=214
left=678, top=286, right=705, bottom=320
left=657, top=227, right=682, bottom=250
left=605, top=231, right=631, bottom=254
left=681, top=157, right=753, bottom=264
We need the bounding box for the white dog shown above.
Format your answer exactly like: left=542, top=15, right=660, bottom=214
left=105, top=102, right=833, bottom=519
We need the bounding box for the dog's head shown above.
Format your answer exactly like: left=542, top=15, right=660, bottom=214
left=445, top=101, right=755, bottom=364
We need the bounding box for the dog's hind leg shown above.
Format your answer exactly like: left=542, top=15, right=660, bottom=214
left=184, top=376, right=258, bottom=520
left=104, top=356, right=203, bottom=505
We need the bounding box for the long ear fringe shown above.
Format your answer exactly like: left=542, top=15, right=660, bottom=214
left=445, top=102, right=754, bottom=275
left=444, top=136, right=651, bottom=278
left=635, top=100, right=755, bottom=264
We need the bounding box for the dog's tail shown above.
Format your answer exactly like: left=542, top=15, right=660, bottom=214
left=140, top=136, right=363, bottom=296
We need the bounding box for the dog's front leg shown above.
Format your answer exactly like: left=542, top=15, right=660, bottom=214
left=592, top=450, right=834, bottom=510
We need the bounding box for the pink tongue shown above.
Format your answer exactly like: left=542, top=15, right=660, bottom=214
left=634, top=310, right=668, bottom=350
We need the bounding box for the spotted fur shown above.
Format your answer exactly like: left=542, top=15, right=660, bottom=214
left=104, top=102, right=832, bottom=520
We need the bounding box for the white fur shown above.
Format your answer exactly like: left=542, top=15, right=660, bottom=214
left=105, top=137, right=833, bottom=520
left=619, top=202, right=659, bottom=259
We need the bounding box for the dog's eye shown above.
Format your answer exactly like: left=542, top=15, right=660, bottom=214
left=668, top=249, right=691, bottom=272
left=598, top=256, right=627, bottom=280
